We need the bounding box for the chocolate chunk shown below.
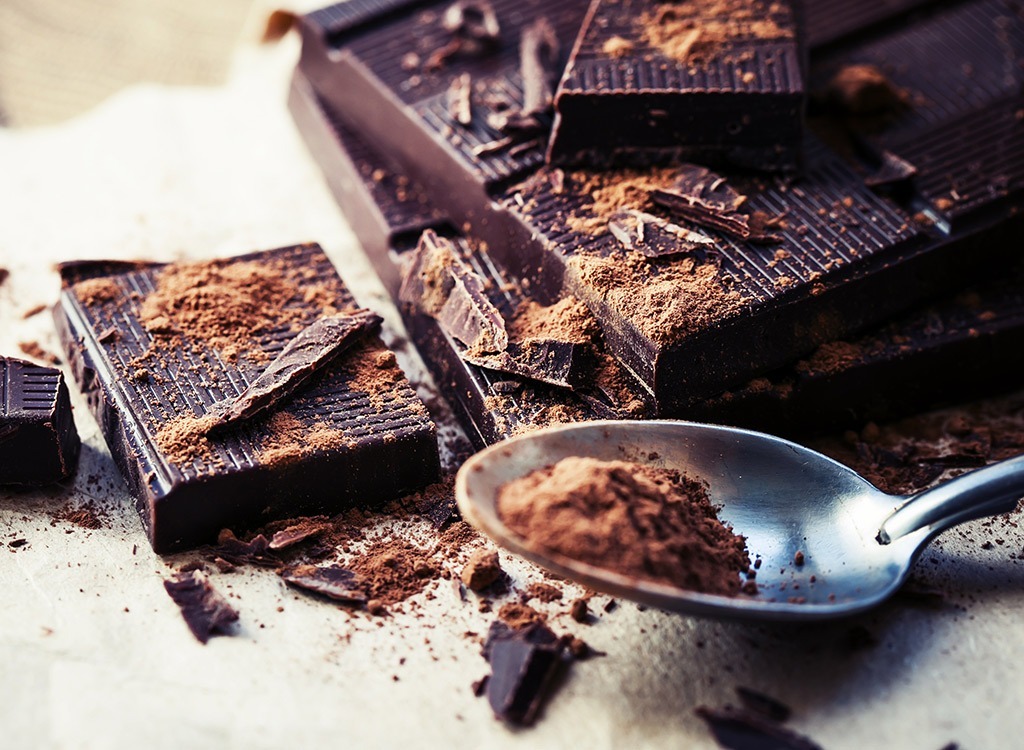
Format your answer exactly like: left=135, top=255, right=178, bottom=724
left=268, top=521, right=331, bottom=550
left=163, top=570, right=239, bottom=644
left=400, top=229, right=508, bottom=353
left=696, top=705, right=823, bottom=750
left=0, top=356, right=80, bottom=485
left=863, top=149, right=918, bottom=189
left=208, top=310, right=383, bottom=432
left=461, top=548, right=502, bottom=590
left=492, top=18, right=559, bottom=136
left=280, top=564, right=368, bottom=604
left=54, top=244, right=439, bottom=552
left=447, top=72, right=473, bottom=126
left=546, top=0, right=805, bottom=170
left=483, top=620, right=569, bottom=725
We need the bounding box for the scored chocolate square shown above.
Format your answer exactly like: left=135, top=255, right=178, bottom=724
left=546, top=0, right=806, bottom=170
left=54, top=245, right=439, bottom=552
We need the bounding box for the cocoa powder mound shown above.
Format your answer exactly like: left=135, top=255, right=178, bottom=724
left=497, top=456, right=750, bottom=596
left=72, top=278, right=122, bottom=306
left=798, top=340, right=865, bottom=376
left=346, top=538, right=438, bottom=608
left=641, top=0, right=793, bottom=64
left=564, top=168, right=678, bottom=236
left=508, top=296, right=598, bottom=344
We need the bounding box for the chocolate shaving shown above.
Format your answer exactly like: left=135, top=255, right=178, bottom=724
left=463, top=338, right=589, bottom=389
left=650, top=165, right=781, bottom=243
left=268, top=521, right=330, bottom=550
left=207, top=310, right=382, bottom=433
left=447, top=72, right=473, bottom=126
left=209, top=529, right=277, bottom=567
left=399, top=229, right=508, bottom=353
left=280, top=564, right=368, bottom=604
left=608, top=208, right=715, bottom=258
left=163, top=570, right=239, bottom=644
left=472, top=136, right=516, bottom=157
left=696, top=705, right=823, bottom=750
left=735, top=687, right=792, bottom=723
left=492, top=17, right=559, bottom=136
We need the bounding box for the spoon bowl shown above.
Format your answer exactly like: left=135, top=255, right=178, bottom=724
left=456, top=420, right=1023, bottom=622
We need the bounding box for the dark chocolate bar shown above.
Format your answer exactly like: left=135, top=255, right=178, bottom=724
left=300, top=0, right=1023, bottom=413
left=804, top=0, right=940, bottom=49
left=0, top=356, right=80, bottom=485
left=546, top=0, right=805, bottom=170
left=54, top=245, right=439, bottom=552
left=290, top=67, right=1024, bottom=441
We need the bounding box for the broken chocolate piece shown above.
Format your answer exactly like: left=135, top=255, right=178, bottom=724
left=650, top=165, right=781, bottom=243
left=494, top=18, right=559, bottom=136
left=281, top=564, right=369, bottom=604
left=208, top=310, right=383, bottom=432
left=447, top=72, right=473, bottom=126
left=400, top=229, right=508, bottom=353
left=163, top=570, right=240, bottom=644
left=863, top=149, right=918, bottom=188
left=442, top=0, right=500, bottom=45
left=462, top=338, right=590, bottom=389
left=735, top=687, right=792, bottom=723
left=608, top=209, right=715, bottom=258
left=0, top=356, right=80, bottom=485
left=461, top=548, right=502, bottom=590
left=268, top=521, right=331, bottom=550
left=483, top=620, right=569, bottom=725
left=55, top=244, right=438, bottom=552
left=696, top=705, right=823, bottom=750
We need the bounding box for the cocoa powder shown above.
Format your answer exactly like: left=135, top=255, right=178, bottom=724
left=497, top=456, right=750, bottom=596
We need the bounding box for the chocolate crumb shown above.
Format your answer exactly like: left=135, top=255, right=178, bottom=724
left=525, top=582, right=563, bottom=603
left=569, top=598, right=589, bottom=623
left=461, top=548, right=503, bottom=591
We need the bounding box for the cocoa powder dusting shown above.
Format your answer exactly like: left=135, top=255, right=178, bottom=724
left=73, top=278, right=122, bottom=306
left=508, top=296, right=598, bottom=344
left=139, top=257, right=342, bottom=363
left=564, top=168, right=678, bottom=236
left=641, top=0, right=793, bottom=64
left=497, top=456, right=751, bottom=596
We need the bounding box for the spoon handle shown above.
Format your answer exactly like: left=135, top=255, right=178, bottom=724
left=877, top=454, right=1024, bottom=544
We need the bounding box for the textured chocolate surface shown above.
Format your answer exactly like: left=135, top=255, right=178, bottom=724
left=0, top=356, right=80, bottom=485
left=298, top=0, right=1022, bottom=412
left=804, top=0, right=939, bottom=49
left=54, top=245, right=439, bottom=552
left=547, top=0, right=805, bottom=170
left=291, top=66, right=1024, bottom=440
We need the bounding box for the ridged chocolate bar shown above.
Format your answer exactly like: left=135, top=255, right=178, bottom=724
left=0, top=356, right=80, bottom=485
left=54, top=245, right=439, bottom=552
left=804, top=0, right=940, bottom=49
left=298, top=0, right=1022, bottom=413
left=290, top=68, right=1024, bottom=441
left=546, top=0, right=805, bottom=170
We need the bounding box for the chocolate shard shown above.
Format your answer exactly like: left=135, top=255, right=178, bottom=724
left=399, top=229, right=508, bottom=353
left=442, top=0, right=500, bottom=45
left=280, top=564, right=368, bottom=604
left=0, top=356, right=81, bottom=485
left=268, top=520, right=331, bottom=550
left=462, top=338, right=589, bottom=389
left=54, top=244, right=439, bottom=552
left=608, top=209, right=715, bottom=258
left=163, top=570, right=240, bottom=644
left=212, top=530, right=278, bottom=567
left=207, top=310, right=383, bottom=433
left=483, top=620, right=569, bottom=726
left=650, top=165, right=781, bottom=243
left=863, top=149, right=917, bottom=189
left=696, top=705, right=823, bottom=750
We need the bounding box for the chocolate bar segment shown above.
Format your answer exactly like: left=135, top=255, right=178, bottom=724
left=546, top=0, right=806, bottom=170
left=0, top=356, right=80, bottom=485
left=54, top=244, right=438, bottom=552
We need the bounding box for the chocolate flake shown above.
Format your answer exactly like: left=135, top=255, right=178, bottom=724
left=735, top=687, right=792, bottom=723
left=608, top=208, right=715, bottom=258
left=650, top=165, right=781, bottom=243
left=163, top=570, right=239, bottom=644
left=208, top=310, right=382, bottom=433
left=493, top=17, right=559, bottom=136
left=280, top=564, right=368, bottom=604
left=268, top=521, right=331, bottom=551
left=428, top=0, right=501, bottom=70
left=864, top=149, right=918, bottom=188
left=399, top=229, right=508, bottom=353
left=696, top=705, right=823, bottom=750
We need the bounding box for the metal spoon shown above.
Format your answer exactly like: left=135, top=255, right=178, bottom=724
left=455, top=420, right=1023, bottom=622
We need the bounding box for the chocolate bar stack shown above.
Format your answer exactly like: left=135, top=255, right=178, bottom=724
left=291, top=0, right=1024, bottom=447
